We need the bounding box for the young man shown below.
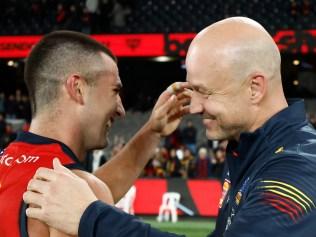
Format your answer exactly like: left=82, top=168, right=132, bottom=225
left=0, top=31, right=189, bottom=237
left=23, top=17, right=316, bottom=237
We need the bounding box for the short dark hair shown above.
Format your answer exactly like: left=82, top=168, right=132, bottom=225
left=24, top=30, right=117, bottom=116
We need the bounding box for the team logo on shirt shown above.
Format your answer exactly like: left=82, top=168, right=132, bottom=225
left=235, top=177, right=250, bottom=206
left=235, top=191, right=242, bottom=205
left=219, top=179, right=231, bottom=208
left=0, top=153, right=40, bottom=167
left=259, top=180, right=315, bottom=222
left=274, top=146, right=284, bottom=154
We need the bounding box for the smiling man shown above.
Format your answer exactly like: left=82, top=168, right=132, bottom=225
left=23, top=17, right=316, bottom=237
left=0, top=31, right=190, bottom=237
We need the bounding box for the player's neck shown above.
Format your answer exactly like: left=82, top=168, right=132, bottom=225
left=29, top=114, right=86, bottom=162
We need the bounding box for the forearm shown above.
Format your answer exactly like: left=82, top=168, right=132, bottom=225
left=79, top=201, right=185, bottom=237
left=94, top=122, right=160, bottom=202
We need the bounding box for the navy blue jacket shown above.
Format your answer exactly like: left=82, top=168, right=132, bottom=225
left=79, top=100, right=316, bottom=237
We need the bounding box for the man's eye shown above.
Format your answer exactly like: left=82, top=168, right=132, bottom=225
left=199, top=91, right=211, bottom=98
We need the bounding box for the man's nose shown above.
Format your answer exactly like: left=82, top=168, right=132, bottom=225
left=189, top=93, right=204, bottom=114
left=116, top=96, right=125, bottom=117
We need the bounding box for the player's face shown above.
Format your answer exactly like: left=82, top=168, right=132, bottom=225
left=83, top=53, right=125, bottom=149
left=186, top=51, right=252, bottom=141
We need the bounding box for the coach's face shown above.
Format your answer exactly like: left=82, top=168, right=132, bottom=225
left=186, top=45, right=253, bottom=141
left=83, top=53, right=125, bottom=149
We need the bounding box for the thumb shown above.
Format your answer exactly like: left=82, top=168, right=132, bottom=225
left=53, top=158, right=74, bottom=176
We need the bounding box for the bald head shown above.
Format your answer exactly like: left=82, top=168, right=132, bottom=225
left=187, top=17, right=281, bottom=83
left=187, top=17, right=288, bottom=140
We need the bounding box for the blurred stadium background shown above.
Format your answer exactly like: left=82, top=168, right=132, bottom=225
left=1, top=0, right=316, bottom=235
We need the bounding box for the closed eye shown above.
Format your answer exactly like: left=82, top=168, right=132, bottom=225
left=113, top=88, right=120, bottom=94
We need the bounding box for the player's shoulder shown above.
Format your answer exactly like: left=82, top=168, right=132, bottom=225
left=71, top=169, right=114, bottom=204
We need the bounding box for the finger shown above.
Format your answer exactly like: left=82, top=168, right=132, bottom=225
left=167, top=82, right=191, bottom=94
left=154, top=82, right=190, bottom=110
left=167, top=97, right=190, bottom=117
left=34, top=167, right=58, bottom=181
left=155, top=94, right=177, bottom=118
left=27, top=178, right=48, bottom=194
left=23, top=190, right=43, bottom=207
left=183, top=88, right=193, bottom=98
left=176, top=93, right=191, bottom=101
left=25, top=206, right=43, bottom=220
left=177, top=97, right=191, bottom=107
left=167, top=82, right=181, bottom=94
left=169, top=105, right=190, bottom=121
left=53, top=158, right=76, bottom=177
left=180, top=105, right=191, bottom=115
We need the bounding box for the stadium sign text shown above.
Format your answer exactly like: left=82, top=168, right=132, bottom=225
left=0, top=30, right=316, bottom=58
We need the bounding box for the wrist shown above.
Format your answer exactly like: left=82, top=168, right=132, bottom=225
left=143, top=121, right=163, bottom=140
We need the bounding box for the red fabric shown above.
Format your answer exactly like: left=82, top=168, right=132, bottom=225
left=264, top=192, right=303, bottom=221
left=133, top=179, right=167, bottom=214
left=0, top=142, right=77, bottom=237
left=264, top=192, right=303, bottom=215
left=187, top=180, right=222, bottom=216
left=268, top=201, right=296, bottom=222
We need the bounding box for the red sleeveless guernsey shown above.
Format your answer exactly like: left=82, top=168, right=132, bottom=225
left=0, top=132, right=83, bottom=237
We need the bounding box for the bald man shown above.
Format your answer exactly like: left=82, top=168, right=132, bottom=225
left=23, top=17, right=316, bottom=237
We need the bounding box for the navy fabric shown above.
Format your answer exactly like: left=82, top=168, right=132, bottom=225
left=79, top=100, right=316, bottom=237
left=211, top=100, right=316, bottom=237
left=79, top=201, right=184, bottom=237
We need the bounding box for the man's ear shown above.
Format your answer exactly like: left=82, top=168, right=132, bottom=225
left=250, top=74, right=266, bottom=104
left=65, top=74, right=85, bottom=105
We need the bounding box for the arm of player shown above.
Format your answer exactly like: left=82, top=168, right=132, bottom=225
left=23, top=159, right=185, bottom=237
left=72, top=169, right=114, bottom=205
left=94, top=82, right=191, bottom=202
left=23, top=159, right=98, bottom=236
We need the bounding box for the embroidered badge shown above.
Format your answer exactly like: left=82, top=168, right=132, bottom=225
left=259, top=180, right=316, bottom=222
left=235, top=177, right=250, bottom=206
left=219, top=179, right=231, bottom=208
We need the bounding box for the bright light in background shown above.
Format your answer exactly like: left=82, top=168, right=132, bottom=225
left=7, top=60, right=19, bottom=68
left=293, top=80, right=299, bottom=86
left=293, top=59, right=300, bottom=66
left=152, top=56, right=175, bottom=62
left=7, top=60, right=14, bottom=67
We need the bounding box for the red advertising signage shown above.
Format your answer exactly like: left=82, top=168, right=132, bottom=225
left=0, top=30, right=316, bottom=58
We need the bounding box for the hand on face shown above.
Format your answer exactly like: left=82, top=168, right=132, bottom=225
left=148, top=82, right=191, bottom=136
left=23, top=158, right=98, bottom=236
